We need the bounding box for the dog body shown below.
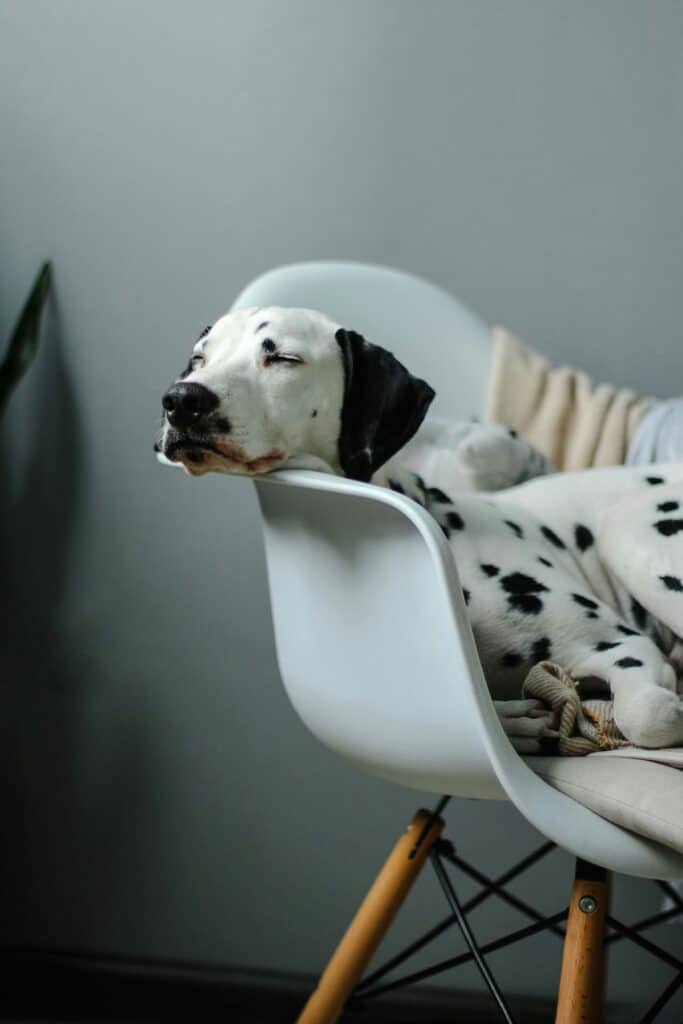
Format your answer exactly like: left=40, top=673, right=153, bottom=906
left=386, top=462, right=683, bottom=748
left=158, top=307, right=683, bottom=750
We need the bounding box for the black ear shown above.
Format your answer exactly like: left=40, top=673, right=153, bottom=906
left=335, top=328, right=435, bottom=481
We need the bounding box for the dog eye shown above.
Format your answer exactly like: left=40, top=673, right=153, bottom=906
left=265, top=353, right=304, bottom=366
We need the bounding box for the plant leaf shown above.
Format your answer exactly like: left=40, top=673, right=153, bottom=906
left=0, top=261, right=52, bottom=419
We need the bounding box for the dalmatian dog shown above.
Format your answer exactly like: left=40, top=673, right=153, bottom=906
left=156, top=306, right=683, bottom=753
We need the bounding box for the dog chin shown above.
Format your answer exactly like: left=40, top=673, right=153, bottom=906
left=159, top=439, right=287, bottom=477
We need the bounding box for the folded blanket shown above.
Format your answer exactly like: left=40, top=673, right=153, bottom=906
left=486, top=328, right=653, bottom=470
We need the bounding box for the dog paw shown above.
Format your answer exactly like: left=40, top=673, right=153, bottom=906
left=493, top=699, right=558, bottom=753
left=614, top=688, right=683, bottom=748
left=457, top=425, right=553, bottom=492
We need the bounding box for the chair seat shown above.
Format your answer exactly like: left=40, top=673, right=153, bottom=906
left=528, top=750, right=683, bottom=856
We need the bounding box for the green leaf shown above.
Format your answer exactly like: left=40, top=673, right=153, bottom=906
left=0, top=261, right=52, bottom=419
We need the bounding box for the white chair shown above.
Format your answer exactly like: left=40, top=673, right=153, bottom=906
left=232, top=262, right=683, bottom=1024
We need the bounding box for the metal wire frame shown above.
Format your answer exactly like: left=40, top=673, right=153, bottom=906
left=639, top=972, right=683, bottom=1024
left=353, top=836, right=559, bottom=996
left=347, top=801, right=683, bottom=1023
left=430, top=844, right=516, bottom=1023
left=656, top=879, right=683, bottom=909
left=348, top=908, right=569, bottom=1006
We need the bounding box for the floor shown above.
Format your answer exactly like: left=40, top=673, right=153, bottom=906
left=2, top=947, right=667, bottom=1022
left=0, top=949, right=559, bottom=1023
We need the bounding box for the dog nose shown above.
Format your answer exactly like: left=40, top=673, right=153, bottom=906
left=162, top=382, right=220, bottom=428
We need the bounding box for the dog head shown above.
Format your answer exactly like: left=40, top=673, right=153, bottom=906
left=156, top=307, right=435, bottom=481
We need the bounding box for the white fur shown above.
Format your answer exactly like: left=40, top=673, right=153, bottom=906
left=158, top=307, right=346, bottom=477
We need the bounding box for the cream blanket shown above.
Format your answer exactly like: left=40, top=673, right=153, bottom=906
left=486, top=328, right=653, bottom=470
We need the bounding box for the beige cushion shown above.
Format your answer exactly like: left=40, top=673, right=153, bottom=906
left=528, top=751, right=683, bottom=855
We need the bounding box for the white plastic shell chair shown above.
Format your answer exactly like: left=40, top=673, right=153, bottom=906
left=232, top=262, right=683, bottom=1023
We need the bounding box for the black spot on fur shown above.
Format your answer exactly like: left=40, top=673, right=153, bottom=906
left=631, top=598, right=648, bottom=630
left=646, top=476, right=665, bottom=485
left=661, top=575, right=683, bottom=592
left=531, top=637, right=552, bottom=662
left=311, top=409, right=318, bottom=418
left=574, top=524, right=594, bottom=552
left=655, top=518, right=683, bottom=537
left=508, top=429, right=518, bottom=438
left=541, top=525, right=566, bottom=549
left=388, top=479, right=405, bottom=494
left=426, top=486, right=452, bottom=503
left=586, top=611, right=599, bottom=619
left=537, top=556, right=553, bottom=567
left=197, top=325, right=212, bottom=339
left=501, top=573, right=549, bottom=595
left=658, top=500, right=680, bottom=513
left=481, top=564, right=500, bottom=577
left=445, top=510, right=465, bottom=530
left=618, top=624, right=639, bottom=637
left=463, top=588, right=471, bottom=605
left=572, top=593, right=599, bottom=610
left=262, top=338, right=277, bottom=353
left=501, top=651, right=523, bottom=667
left=504, top=520, right=524, bottom=539
left=500, top=573, right=547, bottom=616
left=615, top=657, right=643, bottom=669
left=595, top=641, right=620, bottom=651
left=508, top=594, right=544, bottom=615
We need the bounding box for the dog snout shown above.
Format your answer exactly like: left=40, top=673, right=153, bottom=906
left=162, top=382, right=220, bottom=429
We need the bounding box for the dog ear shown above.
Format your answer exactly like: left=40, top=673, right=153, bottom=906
left=335, top=328, right=435, bottom=482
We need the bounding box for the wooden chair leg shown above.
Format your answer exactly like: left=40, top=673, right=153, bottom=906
left=296, top=808, right=444, bottom=1024
left=556, top=858, right=610, bottom=1024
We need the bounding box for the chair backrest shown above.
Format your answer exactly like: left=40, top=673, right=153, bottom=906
left=232, top=260, right=494, bottom=419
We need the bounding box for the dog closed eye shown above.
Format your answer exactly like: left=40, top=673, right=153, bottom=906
left=261, top=337, right=304, bottom=366
left=262, top=351, right=304, bottom=367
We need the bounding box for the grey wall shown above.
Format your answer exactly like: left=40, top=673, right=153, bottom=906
left=1, top=0, right=682, bottom=1011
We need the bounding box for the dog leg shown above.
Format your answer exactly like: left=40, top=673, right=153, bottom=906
left=573, top=635, right=683, bottom=748
left=493, top=699, right=557, bottom=753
